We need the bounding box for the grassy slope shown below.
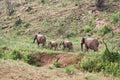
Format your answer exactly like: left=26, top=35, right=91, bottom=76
left=0, top=0, right=120, bottom=79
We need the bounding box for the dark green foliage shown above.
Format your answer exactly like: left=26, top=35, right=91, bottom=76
left=57, top=27, right=64, bottom=34
left=14, top=17, right=22, bottom=26
left=102, top=40, right=120, bottom=62
left=64, top=66, right=75, bottom=74
left=109, top=12, right=120, bottom=24
left=11, top=50, right=22, bottom=60
left=82, top=25, right=93, bottom=33
left=80, top=40, right=120, bottom=76
left=102, top=49, right=120, bottom=62
left=65, top=31, right=76, bottom=38
left=80, top=57, right=102, bottom=72
left=99, top=24, right=112, bottom=35
left=53, top=59, right=61, bottom=68
left=27, top=54, right=40, bottom=66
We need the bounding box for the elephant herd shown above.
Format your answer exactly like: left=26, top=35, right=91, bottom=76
left=33, top=33, right=99, bottom=52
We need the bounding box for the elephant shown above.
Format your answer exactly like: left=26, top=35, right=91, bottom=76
left=48, top=41, right=58, bottom=50
left=81, top=37, right=99, bottom=51
left=59, top=40, right=73, bottom=51
left=33, top=33, right=46, bottom=48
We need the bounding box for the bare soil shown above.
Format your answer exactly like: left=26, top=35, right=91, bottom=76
left=29, top=53, right=83, bottom=67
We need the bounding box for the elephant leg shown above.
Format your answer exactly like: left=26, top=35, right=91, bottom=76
left=37, top=42, right=40, bottom=47
left=42, top=42, right=45, bottom=48
left=85, top=44, right=89, bottom=51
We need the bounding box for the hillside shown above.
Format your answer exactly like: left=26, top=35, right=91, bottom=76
left=0, top=0, right=120, bottom=80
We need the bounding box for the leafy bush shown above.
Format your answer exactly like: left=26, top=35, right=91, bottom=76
left=65, top=31, right=76, bottom=38
left=80, top=57, right=102, bottom=72
left=109, top=12, right=120, bottom=23
left=53, top=59, right=61, bottom=68
left=57, top=27, right=64, bottom=34
left=14, top=17, right=22, bottom=26
left=99, top=24, right=112, bottom=35
left=80, top=40, right=120, bottom=76
left=102, top=40, right=120, bottom=62
left=64, top=66, right=75, bottom=74
left=82, top=25, right=93, bottom=33
left=103, top=62, right=120, bottom=76
left=11, top=50, right=22, bottom=60
left=102, top=49, right=120, bottom=62
left=27, top=54, right=40, bottom=66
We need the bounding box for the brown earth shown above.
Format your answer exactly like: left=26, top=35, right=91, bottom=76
left=29, top=53, right=83, bottom=67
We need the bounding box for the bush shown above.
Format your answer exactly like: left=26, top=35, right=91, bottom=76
left=53, top=59, right=61, bottom=68
left=109, top=12, right=120, bottom=24
left=11, top=50, right=22, bottom=60
left=99, top=24, right=112, bottom=35
left=64, top=66, right=75, bottom=74
left=82, top=25, right=93, bottom=33
left=27, top=54, right=40, bottom=66
left=14, top=17, right=22, bottom=26
left=103, top=62, right=120, bottom=76
left=80, top=57, right=102, bottom=72
left=65, top=31, right=76, bottom=38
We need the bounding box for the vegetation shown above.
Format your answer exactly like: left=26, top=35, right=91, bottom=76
left=0, top=0, right=120, bottom=79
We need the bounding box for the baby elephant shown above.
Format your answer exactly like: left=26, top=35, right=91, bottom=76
left=81, top=37, right=99, bottom=51
left=33, top=33, right=46, bottom=48
left=59, top=40, right=73, bottom=51
left=48, top=41, right=58, bottom=50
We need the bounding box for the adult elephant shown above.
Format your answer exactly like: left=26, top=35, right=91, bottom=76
left=48, top=41, right=58, bottom=50
left=81, top=37, right=99, bottom=51
left=59, top=40, right=73, bottom=51
left=33, top=33, right=46, bottom=48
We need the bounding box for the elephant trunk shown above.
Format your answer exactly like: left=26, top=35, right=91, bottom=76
left=33, top=34, right=37, bottom=43
left=81, top=43, right=83, bottom=51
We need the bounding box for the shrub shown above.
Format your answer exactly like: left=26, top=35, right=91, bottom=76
left=82, top=25, right=93, bottom=33
left=99, top=24, right=112, bottom=35
left=103, top=62, right=120, bottom=76
left=65, top=31, right=76, bottom=38
left=64, top=66, right=75, bottom=74
left=27, top=54, right=40, bottom=66
left=57, top=27, right=64, bottom=34
left=11, top=50, right=22, bottom=60
left=102, top=40, right=120, bottom=62
left=14, top=17, right=22, bottom=26
left=53, top=59, right=61, bottom=68
left=80, top=57, right=102, bottom=72
left=109, top=12, right=120, bottom=23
